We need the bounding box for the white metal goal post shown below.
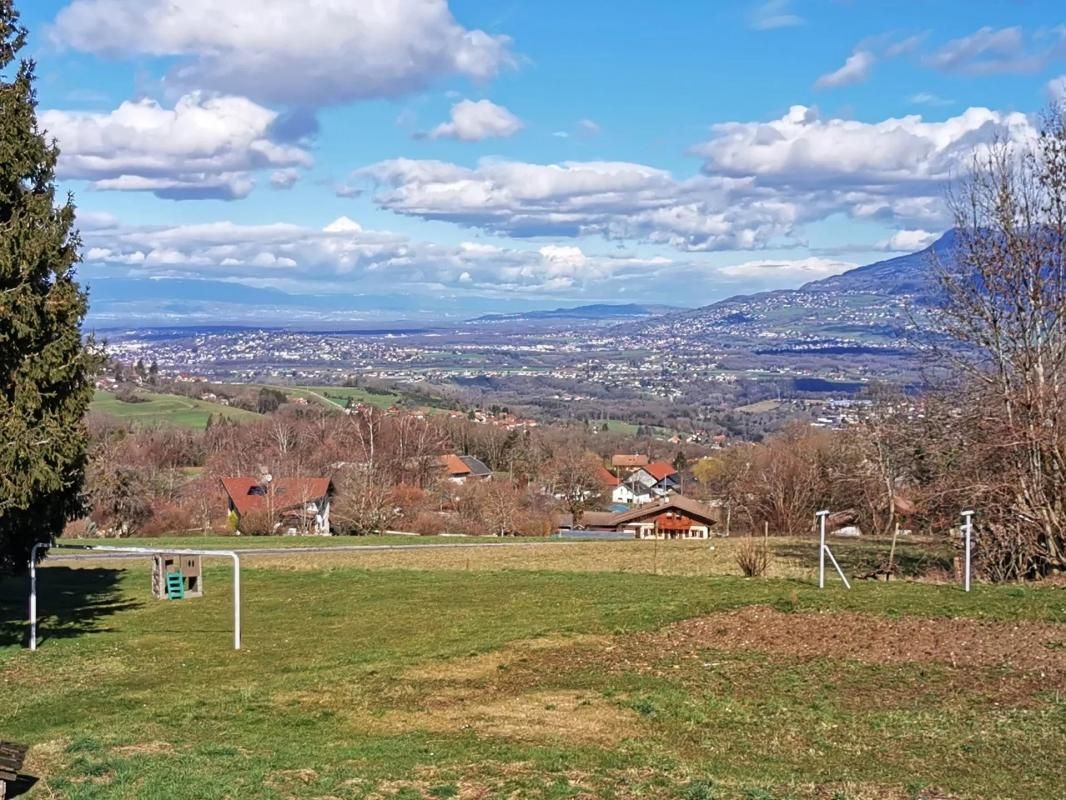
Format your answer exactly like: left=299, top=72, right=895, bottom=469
left=28, top=543, right=242, bottom=651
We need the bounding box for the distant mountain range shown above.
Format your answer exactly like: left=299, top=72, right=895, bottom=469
left=630, top=231, right=954, bottom=357
left=469, top=302, right=684, bottom=324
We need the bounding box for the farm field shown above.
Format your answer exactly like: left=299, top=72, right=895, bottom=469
left=735, top=399, right=783, bottom=414
left=89, top=391, right=261, bottom=428
left=2, top=539, right=1063, bottom=799
left=281, top=385, right=403, bottom=410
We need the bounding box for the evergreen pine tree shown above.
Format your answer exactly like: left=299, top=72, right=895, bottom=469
left=0, top=1, right=99, bottom=573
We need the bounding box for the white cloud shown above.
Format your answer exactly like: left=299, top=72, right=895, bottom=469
left=876, top=229, right=938, bottom=252
left=749, top=0, right=803, bottom=31
left=908, top=92, right=954, bottom=107
left=927, top=26, right=1060, bottom=75
left=429, top=99, right=523, bottom=141
left=717, top=256, right=856, bottom=282
left=356, top=105, right=1037, bottom=255
left=884, top=33, right=927, bottom=58
left=577, top=119, right=601, bottom=137
left=80, top=216, right=669, bottom=296
left=270, top=169, right=300, bottom=190
left=50, top=0, right=515, bottom=107
left=815, top=50, right=875, bottom=89
left=694, top=104, right=1034, bottom=189
left=42, top=93, right=312, bottom=200
left=359, top=157, right=799, bottom=251
left=1049, top=75, right=1066, bottom=101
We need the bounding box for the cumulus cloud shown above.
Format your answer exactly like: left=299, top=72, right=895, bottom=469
left=80, top=216, right=672, bottom=296
left=927, top=26, right=1062, bottom=75
left=42, top=93, right=312, bottom=200
left=359, top=157, right=801, bottom=251
left=815, top=50, right=875, bottom=89
left=50, top=0, right=516, bottom=107
left=429, top=99, right=523, bottom=141
left=876, top=229, right=938, bottom=252
left=694, top=104, right=1034, bottom=191
left=357, top=104, right=1037, bottom=254
left=749, top=0, right=803, bottom=31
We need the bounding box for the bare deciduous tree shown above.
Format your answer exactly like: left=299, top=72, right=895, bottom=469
left=937, top=109, right=1066, bottom=577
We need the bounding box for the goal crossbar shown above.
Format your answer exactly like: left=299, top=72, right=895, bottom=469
left=29, top=543, right=242, bottom=651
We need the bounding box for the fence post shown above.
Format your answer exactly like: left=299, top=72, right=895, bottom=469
left=816, top=510, right=829, bottom=589
left=961, top=510, right=974, bottom=592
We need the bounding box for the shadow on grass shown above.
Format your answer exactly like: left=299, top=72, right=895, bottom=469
left=0, top=566, right=141, bottom=648
left=770, top=537, right=954, bottom=577
left=5, top=775, right=38, bottom=798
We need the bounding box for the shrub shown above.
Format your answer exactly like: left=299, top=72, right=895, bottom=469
left=735, top=535, right=770, bottom=577
left=237, top=508, right=277, bottom=536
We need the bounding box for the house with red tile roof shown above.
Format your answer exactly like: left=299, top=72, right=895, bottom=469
left=611, top=453, right=649, bottom=470
left=221, top=476, right=333, bottom=535
left=438, top=454, right=492, bottom=484
left=611, top=461, right=680, bottom=505
left=559, top=495, right=719, bottom=539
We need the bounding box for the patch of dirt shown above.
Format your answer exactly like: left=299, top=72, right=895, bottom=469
left=111, top=740, right=174, bottom=756
left=646, top=605, right=1066, bottom=672
left=402, top=634, right=608, bottom=682
left=266, top=768, right=320, bottom=799
left=369, top=689, right=636, bottom=746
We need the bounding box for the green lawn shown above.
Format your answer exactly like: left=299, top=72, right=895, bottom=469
left=89, top=391, right=260, bottom=428
left=1, top=553, right=1063, bottom=799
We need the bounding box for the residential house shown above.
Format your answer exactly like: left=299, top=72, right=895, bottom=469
left=611, top=453, right=649, bottom=472
left=221, top=476, right=333, bottom=535
left=439, top=454, right=492, bottom=484
left=560, top=495, right=719, bottom=539
left=611, top=461, right=680, bottom=505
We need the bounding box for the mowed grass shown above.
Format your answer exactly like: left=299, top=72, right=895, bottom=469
left=89, top=391, right=260, bottom=428
left=0, top=543, right=1063, bottom=799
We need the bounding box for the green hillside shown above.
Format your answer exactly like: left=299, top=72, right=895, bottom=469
left=89, top=391, right=261, bottom=428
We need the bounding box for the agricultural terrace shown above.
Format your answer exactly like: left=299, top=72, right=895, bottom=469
left=2, top=534, right=1064, bottom=800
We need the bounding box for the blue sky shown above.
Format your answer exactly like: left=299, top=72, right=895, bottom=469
left=19, top=0, right=1066, bottom=323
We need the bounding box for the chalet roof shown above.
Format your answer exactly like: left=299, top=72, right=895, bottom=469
left=221, top=477, right=332, bottom=517
left=594, top=464, right=621, bottom=487
left=458, top=455, right=492, bottom=477
left=612, top=453, right=648, bottom=468
left=439, top=454, right=472, bottom=477
left=642, top=462, right=678, bottom=482
left=609, top=495, right=718, bottom=528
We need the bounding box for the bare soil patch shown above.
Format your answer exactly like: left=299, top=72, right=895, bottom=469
left=370, top=689, right=636, bottom=746
left=648, top=605, right=1066, bottom=672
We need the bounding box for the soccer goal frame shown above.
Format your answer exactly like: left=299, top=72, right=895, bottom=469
left=28, top=543, right=242, bottom=651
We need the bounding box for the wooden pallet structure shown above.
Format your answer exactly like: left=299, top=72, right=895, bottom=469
left=0, top=741, right=28, bottom=799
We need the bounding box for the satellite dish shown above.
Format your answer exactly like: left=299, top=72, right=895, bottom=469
left=262, top=473, right=273, bottom=484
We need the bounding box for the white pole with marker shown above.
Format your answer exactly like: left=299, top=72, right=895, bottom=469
left=961, top=510, right=974, bottom=592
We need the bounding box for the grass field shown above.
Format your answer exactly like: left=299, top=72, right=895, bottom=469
left=735, top=399, right=783, bottom=414
left=2, top=538, right=1064, bottom=799
left=283, top=385, right=403, bottom=410
left=89, top=391, right=261, bottom=428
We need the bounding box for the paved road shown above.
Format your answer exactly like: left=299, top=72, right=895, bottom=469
left=45, top=539, right=588, bottom=561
